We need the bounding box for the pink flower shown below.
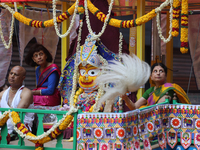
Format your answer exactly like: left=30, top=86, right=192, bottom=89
left=196, top=134, right=200, bottom=142
left=144, top=139, right=149, bottom=147
left=102, top=144, right=108, bottom=150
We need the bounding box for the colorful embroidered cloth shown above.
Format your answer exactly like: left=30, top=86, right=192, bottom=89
left=147, top=83, right=191, bottom=105
left=77, top=103, right=200, bottom=150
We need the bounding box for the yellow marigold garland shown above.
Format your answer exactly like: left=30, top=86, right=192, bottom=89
left=73, top=87, right=83, bottom=106
left=87, top=0, right=156, bottom=28
left=78, top=0, right=85, bottom=14
left=35, top=145, right=44, bottom=150
left=180, top=0, right=188, bottom=53
left=10, top=111, right=73, bottom=150
left=9, top=0, right=156, bottom=29
left=171, top=0, right=180, bottom=37
left=0, top=112, right=9, bottom=126
left=13, top=2, right=76, bottom=28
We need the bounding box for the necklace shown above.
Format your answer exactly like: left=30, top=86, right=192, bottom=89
left=10, top=88, right=18, bottom=93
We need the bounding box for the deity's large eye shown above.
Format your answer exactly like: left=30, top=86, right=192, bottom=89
left=88, top=69, right=99, bottom=76
left=80, top=69, right=86, bottom=76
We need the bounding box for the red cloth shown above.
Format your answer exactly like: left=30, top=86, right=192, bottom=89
left=33, top=87, right=61, bottom=106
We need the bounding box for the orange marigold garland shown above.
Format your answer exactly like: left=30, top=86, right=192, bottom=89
left=10, top=111, right=73, bottom=150
left=35, top=143, right=44, bottom=150
left=13, top=2, right=76, bottom=28
left=172, top=0, right=181, bottom=37
left=78, top=0, right=85, bottom=14
left=87, top=0, right=156, bottom=28
left=180, top=0, right=189, bottom=53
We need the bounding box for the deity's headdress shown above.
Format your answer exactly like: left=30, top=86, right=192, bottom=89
left=76, top=34, right=102, bottom=68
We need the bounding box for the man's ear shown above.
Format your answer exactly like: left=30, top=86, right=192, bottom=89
left=23, top=76, right=26, bottom=80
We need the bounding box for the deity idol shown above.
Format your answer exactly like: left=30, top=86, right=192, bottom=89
left=74, top=35, right=104, bottom=112
left=58, top=34, right=119, bottom=112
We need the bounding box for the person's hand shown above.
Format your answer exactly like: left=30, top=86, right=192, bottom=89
left=32, top=90, right=41, bottom=95
left=120, top=94, right=128, bottom=100
left=120, top=94, right=136, bottom=110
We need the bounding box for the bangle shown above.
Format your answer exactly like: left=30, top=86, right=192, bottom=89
left=40, top=90, right=42, bottom=95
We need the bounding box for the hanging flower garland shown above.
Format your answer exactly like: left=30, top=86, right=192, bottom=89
left=1, top=2, right=76, bottom=28
left=0, top=3, right=15, bottom=49
left=180, top=0, right=189, bottom=54
left=0, top=110, right=75, bottom=150
left=8, top=111, right=74, bottom=150
left=69, top=19, right=83, bottom=108
left=155, top=0, right=173, bottom=43
left=53, top=0, right=79, bottom=38
left=84, top=0, right=114, bottom=41
left=171, top=0, right=181, bottom=37
left=87, top=0, right=156, bottom=29
left=118, top=32, right=123, bottom=109
left=78, top=0, right=85, bottom=14
left=0, top=111, right=10, bottom=126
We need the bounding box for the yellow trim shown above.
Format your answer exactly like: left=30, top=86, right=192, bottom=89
left=136, top=0, right=145, bottom=99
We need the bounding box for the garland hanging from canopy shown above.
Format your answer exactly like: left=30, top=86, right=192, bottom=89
left=0, top=0, right=189, bottom=53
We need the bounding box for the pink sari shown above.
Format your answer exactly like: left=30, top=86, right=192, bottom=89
left=33, top=64, right=61, bottom=106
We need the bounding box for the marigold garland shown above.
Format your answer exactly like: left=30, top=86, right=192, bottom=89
left=8, top=111, right=73, bottom=150
left=12, top=2, right=76, bottom=28
left=171, top=0, right=180, bottom=37
left=0, top=111, right=9, bottom=126
left=78, top=0, right=85, bottom=14
left=35, top=143, right=44, bottom=150
left=180, top=0, right=188, bottom=53
left=87, top=0, right=156, bottom=28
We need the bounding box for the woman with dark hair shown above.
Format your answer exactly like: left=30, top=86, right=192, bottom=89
left=122, top=62, right=190, bottom=110
left=25, top=43, right=61, bottom=106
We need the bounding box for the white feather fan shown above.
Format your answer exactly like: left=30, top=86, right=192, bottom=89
left=95, top=54, right=151, bottom=109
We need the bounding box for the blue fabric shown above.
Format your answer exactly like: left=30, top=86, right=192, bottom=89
left=36, top=66, right=60, bottom=95
left=58, top=54, right=75, bottom=105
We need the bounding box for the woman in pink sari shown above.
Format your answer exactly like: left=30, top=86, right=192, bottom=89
left=25, top=43, right=61, bottom=106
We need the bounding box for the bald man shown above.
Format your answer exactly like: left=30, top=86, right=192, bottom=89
left=0, top=66, right=34, bottom=138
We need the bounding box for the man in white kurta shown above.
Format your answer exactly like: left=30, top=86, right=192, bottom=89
left=0, top=66, right=34, bottom=134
